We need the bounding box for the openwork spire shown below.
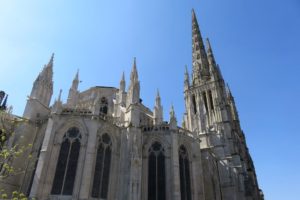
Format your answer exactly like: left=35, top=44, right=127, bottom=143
left=191, top=9, right=210, bottom=84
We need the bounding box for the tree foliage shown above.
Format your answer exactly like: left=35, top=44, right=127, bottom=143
left=0, top=108, right=34, bottom=199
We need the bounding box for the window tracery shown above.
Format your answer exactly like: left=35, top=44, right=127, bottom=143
left=148, top=142, right=166, bottom=200
left=51, top=127, right=81, bottom=195
left=91, top=133, right=112, bottom=199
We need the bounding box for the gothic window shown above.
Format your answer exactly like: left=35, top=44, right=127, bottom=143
left=208, top=90, right=214, bottom=110
left=99, top=97, right=108, bottom=115
left=91, top=133, right=112, bottom=199
left=192, top=95, right=197, bottom=114
left=51, top=127, right=81, bottom=196
left=148, top=142, right=166, bottom=200
left=179, top=145, right=192, bottom=200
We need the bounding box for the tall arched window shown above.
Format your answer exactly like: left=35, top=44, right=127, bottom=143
left=179, top=145, right=192, bottom=200
left=192, top=94, right=197, bottom=114
left=91, top=133, right=112, bottom=198
left=148, top=142, right=166, bottom=200
left=99, top=97, right=108, bottom=115
left=51, top=127, right=81, bottom=195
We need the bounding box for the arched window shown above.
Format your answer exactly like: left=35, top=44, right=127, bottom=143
left=91, top=133, right=112, bottom=198
left=179, top=145, right=191, bottom=200
left=51, top=127, right=81, bottom=195
left=192, top=95, right=197, bottom=114
left=99, top=97, right=108, bottom=115
left=148, top=142, right=166, bottom=200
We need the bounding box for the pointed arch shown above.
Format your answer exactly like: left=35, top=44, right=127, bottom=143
left=51, top=127, right=81, bottom=195
left=91, top=133, right=112, bottom=198
left=179, top=145, right=192, bottom=200
left=148, top=141, right=166, bottom=200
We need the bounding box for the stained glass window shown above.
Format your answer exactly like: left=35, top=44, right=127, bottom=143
left=179, top=145, right=191, bottom=200
left=91, top=133, right=112, bottom=198
left=148, top=142, right=166, bottom=200
left=51, top=127, right=81, bottom=196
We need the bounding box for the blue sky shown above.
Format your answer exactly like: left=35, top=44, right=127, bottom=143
left=1, top=0, right=300, bottom=199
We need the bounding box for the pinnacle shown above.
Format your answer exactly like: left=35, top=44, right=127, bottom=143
left=170, top=104, right=175, bottom=118
left=121, top=71, right=125, bottom=81
left=130, top=57, right=139, bottom=82
left=75, top=69, right=79, bottom=81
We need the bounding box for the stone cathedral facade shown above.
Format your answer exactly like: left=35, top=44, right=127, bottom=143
left=0, top=10, right=263, bottom=200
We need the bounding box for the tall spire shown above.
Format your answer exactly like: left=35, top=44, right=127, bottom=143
left=191, top=9, right=210, bottom=85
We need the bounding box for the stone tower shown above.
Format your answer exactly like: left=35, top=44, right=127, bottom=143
left=184, top=10, right=262, bottom=200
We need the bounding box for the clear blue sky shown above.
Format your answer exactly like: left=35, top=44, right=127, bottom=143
left=1, top=0, right=299, bottom=199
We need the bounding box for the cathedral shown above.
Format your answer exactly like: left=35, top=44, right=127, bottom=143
left=0, top=10, right=263, bottom=200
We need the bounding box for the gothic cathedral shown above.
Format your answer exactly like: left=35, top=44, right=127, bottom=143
left=0, top=10, right=263, bottom=200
